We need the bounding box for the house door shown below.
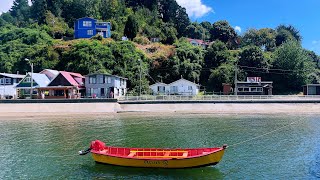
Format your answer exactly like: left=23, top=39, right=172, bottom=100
left=101, top=88, right=105, bottom=97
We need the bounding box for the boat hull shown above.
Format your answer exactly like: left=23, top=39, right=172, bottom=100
left=91, top=149, right=225, bottom=168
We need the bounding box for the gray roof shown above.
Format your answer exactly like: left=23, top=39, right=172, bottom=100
left=0, top=73, right=25, bottom=79
left=29, top=73, right=51, bottom=87
left=85, top=73, right=128, bottom=80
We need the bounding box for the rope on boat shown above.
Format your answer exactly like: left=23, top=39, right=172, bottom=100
left=228, top=118, right=303, bottom=148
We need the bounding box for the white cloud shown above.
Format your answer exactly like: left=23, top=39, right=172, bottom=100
left=176, top=0, right=213, bottom=18
left=235, top=26, right=242, bottom=33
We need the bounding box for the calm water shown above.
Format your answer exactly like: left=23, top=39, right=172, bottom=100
left=0, top=113, right=320, bottom=179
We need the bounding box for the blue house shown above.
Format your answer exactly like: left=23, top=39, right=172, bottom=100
left=74, top=17, right=111, bottom=39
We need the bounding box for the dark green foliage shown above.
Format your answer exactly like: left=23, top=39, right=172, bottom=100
left=242, top=28, right=276, bottom=51
left=211, top=20, right=237, bottom=43
left=61, top=0, right=87, bottom=28
left=185, top=22, right=208, bottom=40
left=31, top=0, right=48, bottom=24
left=124, top=15, right=139, bottom=40
left=173, top=39, right=204, bottom=83
left=161, top=23, right=177, bottom=44
left=10, top=0, right=30, bottom=26
left=271, top=41, right=316, bottom=93
left=276, top=25, right=302, bottom=42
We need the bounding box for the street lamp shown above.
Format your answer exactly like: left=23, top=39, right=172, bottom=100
left=25, top=58, right=33, bottom=99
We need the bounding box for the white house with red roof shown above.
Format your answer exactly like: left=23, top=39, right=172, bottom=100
left=187, top=38, right=211, bottom=49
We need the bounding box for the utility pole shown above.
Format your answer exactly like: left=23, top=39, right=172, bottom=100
left=234, top=65, right=238, bottom=96
left=25, top=58, right=33, bottom=99
left=139, top=59, right=142, bottom=96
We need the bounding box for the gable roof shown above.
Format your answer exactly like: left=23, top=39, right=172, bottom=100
left=39, top=69, right=59, bottom=80
left=150, top=82, right=167, bottom=87
left=168, top=78, right=200, bottom=87
left=0, top=73, right=25, bottom=79
left=60, top=71, right=84, bottom=87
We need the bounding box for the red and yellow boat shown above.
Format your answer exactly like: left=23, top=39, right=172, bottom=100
left=79, top=140, right=227, bottom=168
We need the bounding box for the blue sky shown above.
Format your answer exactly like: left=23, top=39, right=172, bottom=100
left=1, top=0, right=320, bottom=54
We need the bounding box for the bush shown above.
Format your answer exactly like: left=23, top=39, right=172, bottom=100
left=91, top=34, right=103, bottom=41
left=111, top=32, right=121, bottom=41
left=133, top=36, right=150, bottom=45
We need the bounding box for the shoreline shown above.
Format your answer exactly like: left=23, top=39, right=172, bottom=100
left=0, top=102, right=320, bottom=119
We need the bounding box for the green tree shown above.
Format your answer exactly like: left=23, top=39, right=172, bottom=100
left=238, top=46, right=270, bottom=77
left=44, top=11, right=69, bottom=39
left=61, top=0, right=87, bottom=27
left=209, top=63, right=235, bottom=92
left=10, top=0, right=30, bottom=26
left=173, top=39, right=204, bottom=83
left=31, top=0, right=47, bottom=24
left=161, top=23, right=177, bottom=44
left=276, top=25, right=302, bottom=42
left=242, top=28, right=276, bottom=51
left=211, top=20, right=237, bottom=44
left=124, top=15, right=139, bottom=40
left=272, top=41, right=316, bottom=93
left=185, top=22, right=208, bottom=40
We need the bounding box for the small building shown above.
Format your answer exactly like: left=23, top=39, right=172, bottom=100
left=36, top=71, right=85, bottom=99
left=74, top=17, right=111, bottom=39
left=85, top=73, right=127, bottom=98
left=235, top=77, right=273, bottom=95
left=187, top=38, right=210, bottom=49
left=15, top=69, right=59, bottom=99
left=150, top=78, right=200, bottom=95
left=303, top=84, right=320, bottom=95
left=15, top=73, right=51, bottom=99
left=0, top=73, right=25, bottom=99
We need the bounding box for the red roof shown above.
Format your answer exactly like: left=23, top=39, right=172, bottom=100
left=60, top=71, right=85, bottom=88
left=187, top=38, right=210, bottom=45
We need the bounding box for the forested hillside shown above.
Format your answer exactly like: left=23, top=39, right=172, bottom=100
left=0, top=0, right=319, bottom=94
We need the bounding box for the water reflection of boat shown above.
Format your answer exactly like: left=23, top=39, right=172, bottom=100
left=79, top=140, right=227, bottom=168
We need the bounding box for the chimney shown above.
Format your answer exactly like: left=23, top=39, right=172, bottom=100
left=17, top=71, right=19, bottom=75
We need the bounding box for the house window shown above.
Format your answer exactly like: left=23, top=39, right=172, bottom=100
left=5, top=78, right=11, bottom=84
left=25, top=77, right=31, bottom=82
left=98, top=76, right=104, bottom=84
left=87, top=30, right=93, bottom=35
left=89, top=76, right=96, bottom=84
left=251, top=88, right=257, bottom=92
left=0, top=78, right=11, bottom=85
left=188, top=86, right=193, bottom=90
left=107, top=77, right=111, bottom=84
left=158, top=86, right=165, bottom=92
left=257, top=88, right=263, bottom=92
left=170, top=86, right=178, bottom=93
left=83, top=21, right=92, bottom=27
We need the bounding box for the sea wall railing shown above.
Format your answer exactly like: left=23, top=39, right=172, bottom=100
left=118, top=95, right=320, bottom=102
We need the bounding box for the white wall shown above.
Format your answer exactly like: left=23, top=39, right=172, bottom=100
left=169, top=80, right=199, bottom=95
left=0, top=85, right=17, bottom=98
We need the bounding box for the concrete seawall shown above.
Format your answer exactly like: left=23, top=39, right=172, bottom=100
left=119, top=103, right=320, bottom=114
left=0, top=100, right=319, bottom=114
left=0, top=103, right=120, bottom=113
